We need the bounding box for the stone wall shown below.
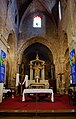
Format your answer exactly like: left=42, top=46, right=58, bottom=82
left=0, top=0, right=19, bottom=87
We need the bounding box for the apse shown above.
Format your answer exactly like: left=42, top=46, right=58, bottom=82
left=20, top=42, right=55, bottom=80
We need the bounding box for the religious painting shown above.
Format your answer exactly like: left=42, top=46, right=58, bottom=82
left=0, top=49, right=6, bottom=83
left=70, top=49, right=76, bottom=84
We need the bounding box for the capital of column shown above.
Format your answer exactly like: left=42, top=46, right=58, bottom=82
left=42, top=65, right=45, bottom=69
left=59, top=56, right=65, bottom=63
left=30, top=65, right=32, bottom=69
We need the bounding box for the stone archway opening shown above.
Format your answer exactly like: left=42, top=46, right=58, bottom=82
left=20, top=42, right=55, bottom=79
left=19, top=42, right=56, bottom=92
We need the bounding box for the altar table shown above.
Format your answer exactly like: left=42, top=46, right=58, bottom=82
left=22, top=89, right=54, bottom=102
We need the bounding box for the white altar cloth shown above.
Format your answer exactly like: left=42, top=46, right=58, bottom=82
left=22, top=89, right=54, bottom=102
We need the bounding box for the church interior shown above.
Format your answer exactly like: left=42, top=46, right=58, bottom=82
left=0, top=0, right=76, bottom=118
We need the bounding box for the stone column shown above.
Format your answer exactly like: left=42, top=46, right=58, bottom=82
left=17, top=54, right=21, bottom=73
left=17, top=64, right=20, bottom=73
left=59, top=56, right=65, bottom=93
left=41, top=65, right=45, bottom=80
left=30, top=63, right=33, bottom=80
left=51, top=65, right=54, bottom=79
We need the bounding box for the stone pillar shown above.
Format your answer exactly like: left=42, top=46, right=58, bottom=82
left=17, top=64, right=20, bottom=73
left=51, top=65, right=54, bottom=79
left=41, top=65, right=45, bottom=80
left=17, top=54, right=21, bottom=73
left=59, top=56, right=65, bottom=93
left=30, top=63, right=33, bottom=80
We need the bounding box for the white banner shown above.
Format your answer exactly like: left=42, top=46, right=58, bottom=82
left=16, top=73, right=19, bottom=86
left=23, top=75, right=28, bottom=88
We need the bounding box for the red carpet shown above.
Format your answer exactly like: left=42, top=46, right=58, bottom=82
left=0, top=94, right=76, bottom=111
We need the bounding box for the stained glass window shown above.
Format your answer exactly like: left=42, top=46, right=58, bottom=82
left=33, top=16, right=41, bottom=28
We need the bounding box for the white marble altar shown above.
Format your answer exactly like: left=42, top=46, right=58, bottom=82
left=22, top=88, right=54, bottom=102
left=29, top=53, right=49, bottom=88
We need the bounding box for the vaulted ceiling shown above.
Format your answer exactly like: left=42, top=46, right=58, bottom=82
left=16, top=0, right=59, bottom=24
left=16, top=0, right=59, bottom=65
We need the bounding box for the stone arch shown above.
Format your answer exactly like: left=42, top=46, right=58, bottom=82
left=17, top=36, right=58, bottom=65
left=17, top=36, right=59, bottom=89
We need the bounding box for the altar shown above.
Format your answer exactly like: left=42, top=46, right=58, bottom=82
left=22, top=89, right=54, bottom=102
left=29, top=53, right=49, bottom=88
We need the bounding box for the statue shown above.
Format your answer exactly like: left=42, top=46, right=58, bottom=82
left=33, top=63, right=42, bottom=80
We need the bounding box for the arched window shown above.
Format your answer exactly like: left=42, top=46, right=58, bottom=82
left=58, top=1, right=62, bottom=21
left=33, top=16, right=41, bottom=28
